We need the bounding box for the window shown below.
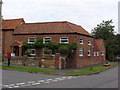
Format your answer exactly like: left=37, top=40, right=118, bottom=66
left=28, top=49, right=36, bottom=55
left=88, top=40, right=91, bottom=45
left=60, top=37, right=69, bottom=44
left=88, top=48, right=91, bottom=56
left=28, top=37, right=35, bottom=43
left=101, top=51, right=104, bottom=56
left=80, top=38, right=83, bottom=44
left=97, top=52, right=99, bottom=56
left=43, top=37, right=52, bottom=43
left=94, top=52, right=96, bottom=56
left=79, top=48, right=83, bottom=56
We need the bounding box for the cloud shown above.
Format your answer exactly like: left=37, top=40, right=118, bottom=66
left=2, top=0, right=119, bottom=33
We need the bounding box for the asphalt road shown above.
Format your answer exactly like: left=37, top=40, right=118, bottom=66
left=1, top=66, right=118, bottom=88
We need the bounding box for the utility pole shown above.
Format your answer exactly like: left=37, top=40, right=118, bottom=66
left=0, top=0, right=2, bottom=57
left=118, top=1, right=120, bottom=34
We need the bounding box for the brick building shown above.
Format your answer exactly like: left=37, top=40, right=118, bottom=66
left=2, top=18, right=106, bottom=68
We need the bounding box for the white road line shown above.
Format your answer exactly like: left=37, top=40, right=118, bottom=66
left=21, top=84, right=30, bottom=87
left=46, top=79, right=53, bottom=81
left=28, top=81, right=35, bottom=83
left=34, top=82, right=41, bottom=85
left=51, top=79, right=58, bottom=82
left=9, top=84, right=15, bottom=86
left=43, top=81, right=50, bottom=83
left=16, top=82, right=26, bottom=85
left=38, top=80, right=45, bottom=82
left=72, top=77, right=77, bottom=78
left=55, top=78, right=63, bottom=81
left=2, top=76, right=81, bottom=88
left=61, top=77, right=67, bottom=79
left=12, top=86, right=20, bottom=88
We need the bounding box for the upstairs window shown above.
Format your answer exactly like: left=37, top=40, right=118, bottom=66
left=88, top=48, right=91, bottom=56
left=60, top=37, right=69, bottom=44
left=88, top=40, right=91, bottom=45
left=94, top=52, right=96, bottom=56
left=28, top=37, right=35, bottom=43
left=79, top=48, right=83, bottom=56
left=101, top=51, right=104, bottom=56
left=80, top=38, right=83, bottom=44
left=97, top=52, right=99, bottom=56
left=43, top=37, right=52, bottom=43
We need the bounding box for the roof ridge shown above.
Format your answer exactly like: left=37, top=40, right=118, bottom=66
left=4, top=18, right=24, bottom=21
left=25, top=21, right=68, bottom=24
left=66, top=22, right=75, bottom=32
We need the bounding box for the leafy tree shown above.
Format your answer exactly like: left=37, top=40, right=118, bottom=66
left=91, top=20, right=117, bottom=61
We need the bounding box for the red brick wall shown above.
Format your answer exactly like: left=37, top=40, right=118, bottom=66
left=13, top=34, right=105, bottom=68
left=2, top=32, right=105, bottom=68
left=2, top=30, right=14, bottom=55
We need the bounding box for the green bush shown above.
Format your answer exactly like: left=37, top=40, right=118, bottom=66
left=24, top=51, right=31, bottom=56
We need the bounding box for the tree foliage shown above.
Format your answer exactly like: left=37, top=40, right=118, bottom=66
left=91, top=20, right=117, bottom=61
left=23, top=38, right=78, bottom=57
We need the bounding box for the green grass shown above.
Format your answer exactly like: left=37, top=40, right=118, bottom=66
left=67, top=63, right=118, bottom=75
left=0, top=65, right=58, bottom=74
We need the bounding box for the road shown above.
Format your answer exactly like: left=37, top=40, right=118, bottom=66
left=2, top=66, right=118, bottom=88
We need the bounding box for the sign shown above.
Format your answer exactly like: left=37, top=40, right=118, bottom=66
left=11, top=53, right=15, bottom=56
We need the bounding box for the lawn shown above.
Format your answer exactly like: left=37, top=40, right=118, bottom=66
left=67, top=63, right=118, bottom=75
left=0, top=65, right=58, bottom=74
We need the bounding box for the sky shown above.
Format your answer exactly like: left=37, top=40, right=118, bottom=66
left=2, top=0, right=119, bottom=33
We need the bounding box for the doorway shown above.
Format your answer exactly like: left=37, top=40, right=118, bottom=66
left=13, top=46, right=19, bottom=56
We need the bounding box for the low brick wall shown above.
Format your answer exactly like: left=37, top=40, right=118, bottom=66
left=2, top=56, right=56, bottom=69
left=2, top=56, right=41, bottom=67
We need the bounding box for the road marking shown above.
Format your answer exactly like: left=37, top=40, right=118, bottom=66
left=46, top=79, right=53, bottom=81
left=2, top=76, right=81, bottom=88
left=38, top=80, right=45, bottom=82
left=12, top=86, right=19, bottom=88
left=51, top=79, right=58, bottom=82
left=34, top=82, right=41, bottom=85
left=9, top=84, right=15, bottom=86
left=43, top=81, right=50, bottom=83
left=16, top=82, right=26, bottom=85
left=28, top=81, right=35, bottom=83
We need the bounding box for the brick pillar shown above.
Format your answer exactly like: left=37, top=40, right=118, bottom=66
left=55, top=53, right=61, bottom=69
left=19, top=45, right=22, bottom=56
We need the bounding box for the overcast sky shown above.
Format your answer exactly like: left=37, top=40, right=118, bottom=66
left=2, top=0, right=119, bottom=33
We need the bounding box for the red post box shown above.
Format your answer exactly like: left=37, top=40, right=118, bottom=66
left=7, top=52, right=11, bottom=59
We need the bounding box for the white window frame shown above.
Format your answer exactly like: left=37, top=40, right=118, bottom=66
left=43, top=37, right=52, bottom=43
left=94, top=52, right=96, bottom=56
left=88, top=40, right=91, bottom=45
left=88, top=48, right=91, bottom=56
left=80, top=38, right=83, bottom=44
left=28, top=37, right=36, bottom=43
left=28, top=49, right=36, bottom=56
left=60, top=37, right=69, bottom=44
left=97, top=51, right=99, bottom=56
left=79, top=48, right=83, bottom=56
left=101, top=51, right=104, bottom=56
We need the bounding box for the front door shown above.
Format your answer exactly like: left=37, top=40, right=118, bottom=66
left=13, top=46, right=19, bottom=56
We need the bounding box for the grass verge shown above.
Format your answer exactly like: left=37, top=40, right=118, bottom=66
left=67, top=63, right=118, bottom=75
left=0, top=65, right=58, bottom=74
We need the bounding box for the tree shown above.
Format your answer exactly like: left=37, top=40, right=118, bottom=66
left=91, top=20, right=117, bottom=61
left=23, top=37, right=44, bottom=57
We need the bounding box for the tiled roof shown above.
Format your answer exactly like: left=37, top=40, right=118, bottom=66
left=14, top=21, right=92, bottom=36
left=95, top=39, right=105, bottom=50
left=2, top=18, right=24, bottom=29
